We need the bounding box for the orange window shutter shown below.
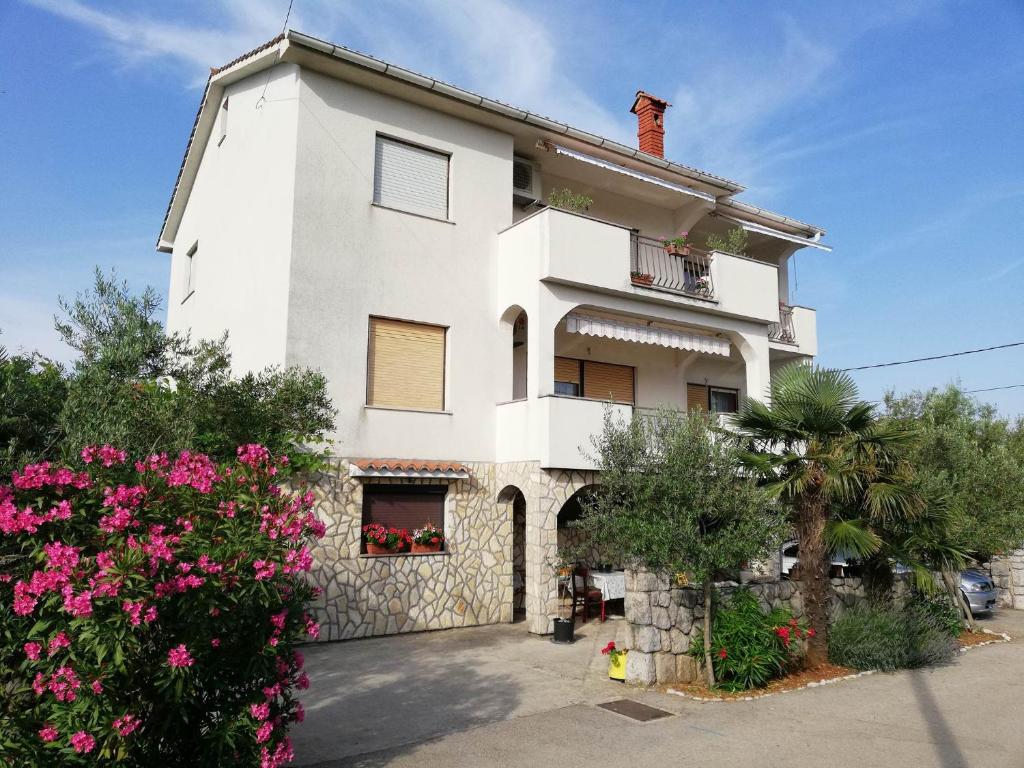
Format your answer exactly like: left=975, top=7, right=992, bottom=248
left=554, top=356, right=581, bottom=384
left=583, top=361, right=634, bottom=404
left=367, top=318, right=446, bottom=410
left=687, top=383, right=708, bottom=412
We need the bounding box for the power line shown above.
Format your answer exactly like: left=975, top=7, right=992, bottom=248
left=964, top=384, right=1024, bottom=394
left=839, top=341, right=1024, bottom=372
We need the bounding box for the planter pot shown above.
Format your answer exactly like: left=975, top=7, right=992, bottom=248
left=608, top=651, right=628, bottom=681
left=664, top=244, right=691, bottom=256
left=631, top=275, right=654, bottom=286
left=552, top=617, right=575, bottom=644
left=366, top=542, right=400, bottom=556
left=411, top=541, right=443, bottom=554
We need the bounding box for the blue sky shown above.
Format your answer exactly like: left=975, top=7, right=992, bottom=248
left=2, top=0, right=1023, bottom=416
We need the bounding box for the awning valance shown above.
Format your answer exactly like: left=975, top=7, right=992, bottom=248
left=565, top=313, right=730, bottom=357
left=550, top=144, right=715, bottom=203
left=718, top=214, right=832, bottom=252
left=349, top=459, right=470, bottom=480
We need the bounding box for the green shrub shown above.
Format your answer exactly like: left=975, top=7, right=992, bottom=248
left=828, top=603, right=959, bottom=671
left=547, top=188, right=593, bottom=213
left=690, top=589, right=808, bottom=691
left=914, top=592, right=964, bottom=637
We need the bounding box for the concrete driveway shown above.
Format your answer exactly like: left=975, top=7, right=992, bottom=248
left=292, top=611, right=1024, bottom=768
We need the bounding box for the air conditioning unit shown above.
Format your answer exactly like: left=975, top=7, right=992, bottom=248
left=512, top=156, right=542, bottom=206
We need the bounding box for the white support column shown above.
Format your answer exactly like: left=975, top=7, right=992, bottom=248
left=733, top=329, right=773, bottom=405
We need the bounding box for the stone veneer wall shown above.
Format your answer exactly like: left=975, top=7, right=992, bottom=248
left=989, top=549, right=1024, bottom=609
left=307, top=459, right=596, bottom=640
left=620, top=570, right=897, bottom=686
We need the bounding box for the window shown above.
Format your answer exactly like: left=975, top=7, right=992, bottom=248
left=362, top=485, right=446, bottom=553
left=217, top=97, right=228, bottom=146
left=554, top=357, right=634, bottom=404
left=687, top=383, right=739, bottom=414
left=373, top=135, right=450, bottom=220
left=554, top=356, right=581, bottom=397
left=367, top=317, right=446, bottom=410
left=709, top=387, right=739, bottom=414
left=183, top=242, right=198, bottom=301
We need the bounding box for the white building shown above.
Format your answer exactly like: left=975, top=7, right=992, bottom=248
left=158, top=31, right=830, bottom=639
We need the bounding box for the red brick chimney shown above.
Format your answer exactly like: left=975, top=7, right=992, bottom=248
left=630, top=91, right=671, bottom=158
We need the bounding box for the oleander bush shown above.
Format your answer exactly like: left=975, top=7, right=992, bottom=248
left=827, top=602, right=959, bottom=672
left=0, top=443, right=324, bottom=767
left=690, top=589, right=811, bottom=691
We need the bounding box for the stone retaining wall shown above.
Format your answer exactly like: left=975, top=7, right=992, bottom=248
left=620, top=570, right=892, bottom=686
left=989, top=550, right=1024, bottom=609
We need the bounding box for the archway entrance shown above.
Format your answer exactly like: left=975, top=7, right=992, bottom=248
left=498, top=485, right=527, bottom=623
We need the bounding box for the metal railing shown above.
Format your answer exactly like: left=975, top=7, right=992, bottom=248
left=769, top=303, right=797, bottom=343
left=629, top=234, right=715, bottom=299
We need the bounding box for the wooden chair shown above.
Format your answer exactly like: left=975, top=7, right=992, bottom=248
left=571, top=566, right=604, bottom=624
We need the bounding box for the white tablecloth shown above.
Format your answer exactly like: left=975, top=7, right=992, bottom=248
left=590, top=570, right=625, bottom=601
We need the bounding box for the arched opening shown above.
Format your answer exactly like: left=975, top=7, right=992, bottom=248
left=498, top=485, right=527, bottom=621
left=556, top=484, right=602, bottom=565
left=499, top=305, right=528, bottom=402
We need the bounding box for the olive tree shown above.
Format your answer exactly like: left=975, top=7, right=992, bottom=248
left=575, top=408, right=785, bottom=686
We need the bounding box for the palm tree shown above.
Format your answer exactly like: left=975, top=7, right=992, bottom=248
left=730, top=364, right=921, bottom=666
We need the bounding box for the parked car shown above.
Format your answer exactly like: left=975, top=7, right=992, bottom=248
left=960, top=569, right=998, bottom=615
left=780, top=541, right=857, bottom=578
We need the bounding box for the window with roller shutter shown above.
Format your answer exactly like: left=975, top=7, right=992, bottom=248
left=373, top=135, right=450, bottom=220
left=362, top=486, right=446, bottom=552
left=582, top=360, right=634, bottom=404
left=367, top=317, right=446, bottom=410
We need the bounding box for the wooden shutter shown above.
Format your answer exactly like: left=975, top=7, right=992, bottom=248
left=687, top=383, right=708, bottom=412
left=363, top=486, right=445, bottom=534
left=554, top=357, right=581, bottom=385
left=373, top=136, right=449, bottom=219
left=367, top=318, right=446, bottom=410
left=583, top=361, right=634, bottom=404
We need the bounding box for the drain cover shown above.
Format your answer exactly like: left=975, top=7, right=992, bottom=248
left=597, top=699, right=673, bottom=722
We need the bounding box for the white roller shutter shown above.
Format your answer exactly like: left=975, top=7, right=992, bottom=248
left=373, top=136, right=450, bottom=219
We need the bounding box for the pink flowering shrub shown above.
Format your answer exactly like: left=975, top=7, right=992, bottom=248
left=0, top=444, right=324, bottom=766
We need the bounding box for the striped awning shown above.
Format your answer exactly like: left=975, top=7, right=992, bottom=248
left=349, top=459, right=470, bottom=480
left=565, top=313, right=730, bottom=357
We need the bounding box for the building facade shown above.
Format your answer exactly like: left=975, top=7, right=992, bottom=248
left=158, top=31, right=830, bottom=639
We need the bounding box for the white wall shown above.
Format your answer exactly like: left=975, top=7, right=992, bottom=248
left=285, top=70, right=514, bottom=461
left=166, top=64, right=300, bottom=373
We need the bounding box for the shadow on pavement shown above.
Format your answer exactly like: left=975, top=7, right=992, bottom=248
left=908, top=669, right=969, bottom=768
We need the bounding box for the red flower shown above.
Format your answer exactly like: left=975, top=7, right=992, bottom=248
left=718, top=648, right=727, bottom=659
left=774, top=626, right=791, bottom=646
left=806, top=627, right=816, bottom=638
left=601, top=641, right=616, bottom=656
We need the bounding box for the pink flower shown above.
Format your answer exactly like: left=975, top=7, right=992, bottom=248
left=70, top=731, right=96, bottom=754
left=253, top=560, right=276, bottom=581
left=38, top=725, right=59, bottom=742
left=113, top=713, right=141, bottom=737
left=255, top=720, right=274, bottom=744
left=237, top=443, right=271, bottom=469
left=250, top=702, right=271, bottom=721
left=211, top=637, right=221, bottom=648
left=167, top=644, right=194, bottom=668
left=48, top=631, right=71, bottom=656
left=24, top=642, right=42, bottom=660
left=91, top=678, right=103, bottom=695
left=296, top=673, right=310, bottom=690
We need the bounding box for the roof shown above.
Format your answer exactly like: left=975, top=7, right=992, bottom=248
left=349, top=459, right=471, bottom=479
left=157, top=30, right=826, bottom=250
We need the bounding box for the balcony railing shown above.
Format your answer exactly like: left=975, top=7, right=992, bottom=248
left=630, top=234, right=715, bottom=299
left=769, top=303, right=797, bottom=343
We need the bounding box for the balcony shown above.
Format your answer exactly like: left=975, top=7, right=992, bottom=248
left=496, top=395, right=632, bottom=470
left=498, top=207, right=781, bottom=324
left=769, top=303, right=817, bottom=357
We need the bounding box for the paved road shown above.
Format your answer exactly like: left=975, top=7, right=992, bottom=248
left=292, top=611, right=1024, bottom=768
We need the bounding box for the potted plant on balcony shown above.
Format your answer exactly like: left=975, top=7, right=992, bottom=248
left=362, top=523, right=411, bottom=555
left=411, top=522, right=445, bottom=553
left=694, top=274, right=712, bottom=296
left=601, top=641, right=628, bottom=681
left=630, top=270, right=654, bottom=286
left=662, top=231, right=691, bottom=256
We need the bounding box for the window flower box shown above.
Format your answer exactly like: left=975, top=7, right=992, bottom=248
left=362, top=523, right=411, bottom=555
left=411, top=523, right=445, bottom=553
left=630, top=271, right=654, bottom=286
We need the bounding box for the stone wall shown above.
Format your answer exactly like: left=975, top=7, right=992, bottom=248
left=308, top=459, right=593, bottom=640
left=989, top=550, right=1024, bottom=609
left=620, top=570, right=887, bottom=686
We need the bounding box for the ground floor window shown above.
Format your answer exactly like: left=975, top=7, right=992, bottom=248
left=361, top=485, right=446, bottom=553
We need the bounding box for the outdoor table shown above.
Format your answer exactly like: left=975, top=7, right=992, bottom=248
left=589, top=570, right=625, bottom=621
